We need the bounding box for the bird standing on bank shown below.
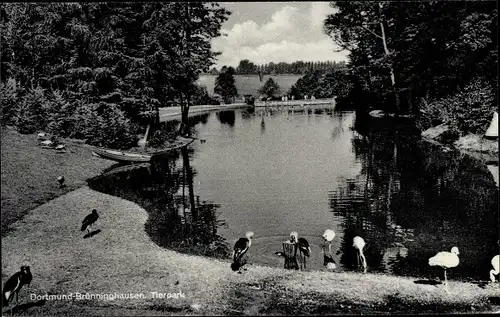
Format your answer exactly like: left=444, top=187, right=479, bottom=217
left=81, top=209, right=99, bottom=235
left=231, top=231, right=254, bottom=273
left=322, top=229, right=336, bottom=270
left=353, top=236, right=367, bottom=273
left=2, top=265, right=32, bottom=314
left=290, top=232, right=311, bottom=270
left=57, top=176, right=65, bottom=188
left=322, top=229, right=336, bottom=254
left=490, top=254, right=499, bottom=283
left=428, top=246, right=460, bottom=292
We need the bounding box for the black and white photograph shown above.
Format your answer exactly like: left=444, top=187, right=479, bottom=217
left=1, top=1, right=499, bottom=315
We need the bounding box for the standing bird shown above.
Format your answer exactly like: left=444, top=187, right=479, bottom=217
left=490, top=254, right=499, bottom=283
left=2, top=265, right=32, bottom=313
left=322, top=229, right=336, bottom=254
left=322, top=229, right=336, bottom=269
left=81, top=209, right=99, bottom=235
left=57, top=176, right=65, bottom=188
left=231, top=231, right=254, bottom=273
left=428, top=246, right=460, bottom=292
left=353, top=236, right=367, bottom=273
left=290, top=232, right=311, bottom=269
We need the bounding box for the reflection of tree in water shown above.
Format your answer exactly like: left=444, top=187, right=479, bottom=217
left=330, top=114, right=498, bottom=280
left=216, top=110, right=236, bottom=127
left=87, top=143, right=231, bottom=260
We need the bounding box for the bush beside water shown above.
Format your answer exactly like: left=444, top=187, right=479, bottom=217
left=417, top=78, right=496, bottom=143
left=0, top=79, right=216, bottom=149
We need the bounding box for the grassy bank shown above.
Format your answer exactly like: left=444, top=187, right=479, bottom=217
left=1, top=126, right=499, bottom=315
left=1, top=125, right=116, bottom=237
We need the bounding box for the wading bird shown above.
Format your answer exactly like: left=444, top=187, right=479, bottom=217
left=81, top=209, right=99, bottom=235
left=353, top=236, right=367, bottom=273
left=322, top=229, right=336, bottom=254
left=57, top=176, right=65, bottom=188
left=2, top=265, right=32, bottom=314
left=490, top=254, right=499, bottom=283
left=231, top=231, right=254, bottom=273
left=35, top=132, right=46, bottom=140
left=290, top=232, right=311, bottom=269
left=428, top=246, right=460, bottom=292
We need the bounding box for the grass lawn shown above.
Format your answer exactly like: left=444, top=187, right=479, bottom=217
left=1, top=125, right=499, bottom=315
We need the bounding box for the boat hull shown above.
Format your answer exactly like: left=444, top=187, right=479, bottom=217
left=92, top=148, right=152, bottom=163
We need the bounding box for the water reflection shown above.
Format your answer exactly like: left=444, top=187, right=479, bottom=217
left=216, top=110, right=236, bottom=127
left=330, top=115, right=499, bottom=280
left=87, top=145, right=231, bottom=259
left=88, top=107, right=497, bottom=282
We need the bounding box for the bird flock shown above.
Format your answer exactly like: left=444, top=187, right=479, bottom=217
left=2, top=130, right=499, bottom=311
left=231, top=229, right=500, bottom=293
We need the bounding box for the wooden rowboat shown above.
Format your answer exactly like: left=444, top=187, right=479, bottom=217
left=92, top=148, right=152, bottom=163
left=92, top=136, right=196, bottom=163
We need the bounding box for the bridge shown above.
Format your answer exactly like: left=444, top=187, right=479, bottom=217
left=255, top=98, right=336, bottom=108
left=158, top=98, right=336, bottom=122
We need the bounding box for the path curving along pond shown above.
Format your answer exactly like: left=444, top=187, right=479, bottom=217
left=87, top=106, right=498, bottom=282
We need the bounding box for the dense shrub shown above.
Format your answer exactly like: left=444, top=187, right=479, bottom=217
left=72, top=102, right=138, bottom=149
left=15, top=86, right=50, bottom=134
left=0, top=78, right=22, bottom=126
left=45, top=90, right=77, bottom=137
left=417, top=77, right=496, bottom=136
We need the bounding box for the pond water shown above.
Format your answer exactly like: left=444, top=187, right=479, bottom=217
left=88, top=106, right=499, bottom=282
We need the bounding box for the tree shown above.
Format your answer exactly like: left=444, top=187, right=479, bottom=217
left=323, top=1, right=497, bottom=122
left=0, top=3, right=230, bottom=146
left=236, top=59, right=256, bottom=75
left=214, top=66, right=238, bottom=103
left=258, top=77, right=280, bottom=99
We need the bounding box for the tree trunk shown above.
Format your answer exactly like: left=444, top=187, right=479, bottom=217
left=182, top=147, right=197, bottom=224
left=379, top=20, right=400, bottom=116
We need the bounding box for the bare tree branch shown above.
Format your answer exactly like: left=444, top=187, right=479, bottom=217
left=361, top=25, right=383, bottom=39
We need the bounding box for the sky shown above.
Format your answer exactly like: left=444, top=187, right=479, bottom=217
left=211, top=2, right=349, bottom=69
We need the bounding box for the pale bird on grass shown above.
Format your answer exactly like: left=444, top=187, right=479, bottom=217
left=490, top=255, right=499, bottom=283
left=428, top=246, right=460, bottom=292
left=35, top=132, right=46, bottom=140
left=353, top=236, right=367, bottom=273
left=40, top=140, right=54, bottom=147
left=322, top=229, right=336, bottom=270
left=322, top=229, right=335, bottom=254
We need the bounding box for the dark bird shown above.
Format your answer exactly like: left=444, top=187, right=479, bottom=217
left=57, top=176, right=65, bottom=188
left=231, top=231, right=254, bottom=273
left=2, top=265, right=32, bottom=313
left=290, top=232, right=311, bottom=270
left=81, top=209, right=99, bottom=234
left=290, top=232, right=311, bottom=257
